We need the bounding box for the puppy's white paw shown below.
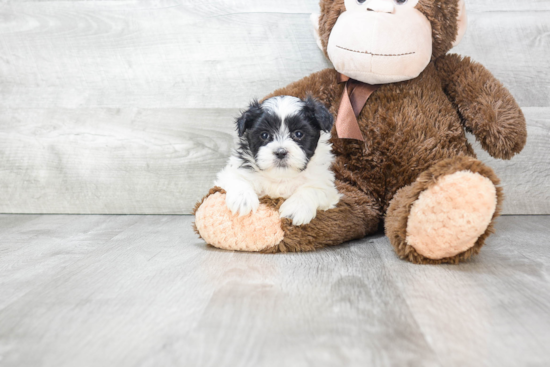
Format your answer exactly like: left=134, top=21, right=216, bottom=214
left=225, top=188, right=260, bottom=217
left=279, top=195, right=318, bottom=226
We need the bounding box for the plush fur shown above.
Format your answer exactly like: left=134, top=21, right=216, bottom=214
left=385, top=156, right=504, bottom=265
left=406, top=170, right=497, bottom=260
left=214, top=96, right=341, bottom=226
left=193, top=0, right=527, bottom=264
left=193, top=181, right=380, bottom=253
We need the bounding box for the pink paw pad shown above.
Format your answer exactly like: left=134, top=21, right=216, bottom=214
left=406, top=171, right=497, bottom=260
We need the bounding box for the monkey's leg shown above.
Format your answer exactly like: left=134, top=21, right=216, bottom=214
left=385, top=156, right=503, bottom=265
left=193, top=181, right=381, bottom=253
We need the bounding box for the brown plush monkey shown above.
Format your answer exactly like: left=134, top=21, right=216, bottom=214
left=194, top=0, right=527, bottom=264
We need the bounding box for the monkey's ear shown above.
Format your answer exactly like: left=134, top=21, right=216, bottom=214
left=236, top=100, right=263, bottom=137
left=452, top=0, right=467, bottom=47
left=305, top=96, right=334, bottom=133
left=310, top=13, right=323, bottom=52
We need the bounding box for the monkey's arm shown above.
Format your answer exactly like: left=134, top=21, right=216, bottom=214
left=262, top=68, right=341, bottom=109
left=435, top=54, right=527, bottom=160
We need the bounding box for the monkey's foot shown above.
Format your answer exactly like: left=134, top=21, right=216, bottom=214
left=386, top=157, right=503, bottom=264
left=193, top=182, right=380, bottom=253
left=407, top=171, right=497, bottom=259
left=194, top=189, right=284, bottom=252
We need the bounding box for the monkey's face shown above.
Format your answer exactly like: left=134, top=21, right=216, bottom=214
left=327, top=0, right=432, bottom=84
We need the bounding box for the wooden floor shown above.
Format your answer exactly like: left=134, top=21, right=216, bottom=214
left=0, top=215, right=549, bottom=367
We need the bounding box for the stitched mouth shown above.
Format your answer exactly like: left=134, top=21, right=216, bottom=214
left=336, top=45, right=415, bottom=57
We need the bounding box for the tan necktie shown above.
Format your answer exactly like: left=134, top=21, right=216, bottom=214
left=335, top=73, right=380, bottom=141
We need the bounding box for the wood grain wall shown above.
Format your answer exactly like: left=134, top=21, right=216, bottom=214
left=0, top=0, right=548, bottom=214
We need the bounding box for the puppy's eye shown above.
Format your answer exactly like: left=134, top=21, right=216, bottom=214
left=395, top=0, right=408, bottom=4
left=357, top=0, right=367, bottom=3
left=292, top=131, right=305, bottom=140
left=260, top=132, right=270, bottom=141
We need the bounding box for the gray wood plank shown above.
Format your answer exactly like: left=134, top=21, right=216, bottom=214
left=466, top=0, right=550, bottom=12
left=0, top=108, right=237, bottom=214
left=0, top=1, right=547, bottom=109
left=0, top=1, right=330, bottom=109
left=0, top=215, right=549, bottom=367
left=0, top=215, right=40, bottom=234
left=378, top=216, right=550, bottom=367
left=1, top=107, right=547, bottom=215
left=0, top=215, right=143, bottom=311
left=454, top=10, right=550, bottom=108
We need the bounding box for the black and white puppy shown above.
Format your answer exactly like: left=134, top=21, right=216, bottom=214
left=215, top=96, right=341, bottom=226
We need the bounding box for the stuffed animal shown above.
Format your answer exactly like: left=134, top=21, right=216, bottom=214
left=193, top=0, right=527, bottom=264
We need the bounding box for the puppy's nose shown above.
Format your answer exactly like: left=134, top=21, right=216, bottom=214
left=274, top=148, right=288, bottom=159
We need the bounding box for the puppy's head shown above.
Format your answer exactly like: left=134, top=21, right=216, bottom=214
left=236, top=96, right=333, bottom=173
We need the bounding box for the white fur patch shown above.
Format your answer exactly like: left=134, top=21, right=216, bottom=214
left=262, top=96, right=304, bottom=121
left=255, top=137, right=308, bottom=173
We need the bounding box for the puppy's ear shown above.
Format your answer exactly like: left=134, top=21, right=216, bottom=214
left=236, top=100, right=263, bottom=137
left=305, top=96, right=334, bottom=133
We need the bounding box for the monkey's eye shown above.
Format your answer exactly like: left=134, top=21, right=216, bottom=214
left=260, top=132, right=270, bottom=141
left=395, top=0, right=408, bottom=4
left=292, top=131, right=305, bottom=141
left=357, top=0, right=367, bottom=3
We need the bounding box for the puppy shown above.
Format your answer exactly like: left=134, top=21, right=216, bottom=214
left=215, top=96, right=341, bottom=226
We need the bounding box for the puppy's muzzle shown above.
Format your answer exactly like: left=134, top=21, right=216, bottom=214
left=274, top=148, right=288, bottom=160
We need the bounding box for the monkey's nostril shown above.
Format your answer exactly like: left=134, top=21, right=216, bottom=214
left=274, top=148, right=288, bottom=159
